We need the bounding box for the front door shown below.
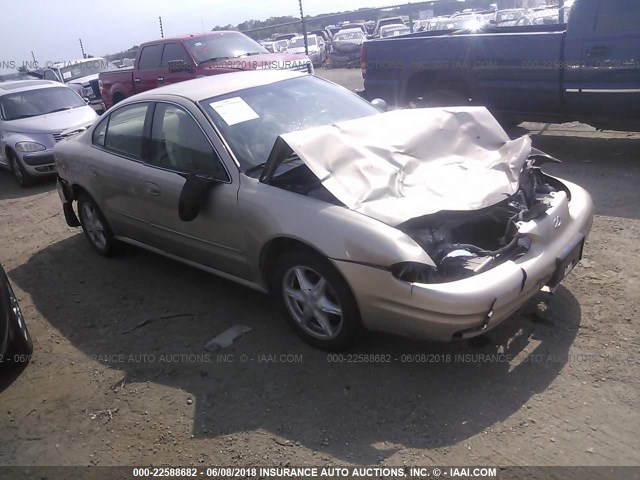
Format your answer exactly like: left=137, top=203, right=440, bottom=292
left=135, top=102, right=249, bottom=279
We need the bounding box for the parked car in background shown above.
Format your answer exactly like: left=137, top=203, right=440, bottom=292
left=374, top=16, right=405, bottom=37
left=379, top=24, right=411, bottom=38
left=310, top=29, right=331, bottom=44
left=516, top=8, right=568, bottom=26
left=54, top=71, right=593, bottom=350
left=0, top=261, right=32, bottom=365
left=274, top=33, right=297, bottom=43
left=286, top=35, right=326, bottom=67
left=98, top=31, right=312, bottom=110
left=261, top=40, right=288, bottom=53
left=494, top=8, right=531, bottom=26
left=33, top=57, right=118, bottom=113
left=362, top=0, right=640, bottom=130
left=0, top=80, right=97, bottom=186
left=328, top=28, right=366, bottom=68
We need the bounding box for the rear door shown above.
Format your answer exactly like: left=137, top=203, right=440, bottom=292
left=574, top=0, right=640, bottom=118
left=135, top=44, right=164, bottom=94
left=159, top=42, right=194, bottom=87
left=90, top=101, right=158, bottom=245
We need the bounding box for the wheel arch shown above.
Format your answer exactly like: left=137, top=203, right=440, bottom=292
left=404, top=70, right=472, bottom=105
left=259, top=237, right=330, bottom=293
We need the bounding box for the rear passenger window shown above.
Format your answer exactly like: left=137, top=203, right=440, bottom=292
left=596, top=0, right=640, bottom=33
left=148, top=103, right=227, bottom=179
left=92, top=118, right=108, bottom=147
left=104, top=103, right=149, bottom=159
left=138, top=44, right=163, bottom=70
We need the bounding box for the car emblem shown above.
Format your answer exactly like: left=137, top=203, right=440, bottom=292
left=553, top=216, right=562, bottom=229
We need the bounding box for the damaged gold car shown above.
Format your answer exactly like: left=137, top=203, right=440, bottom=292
left=54, top=71, right=593, bottom=349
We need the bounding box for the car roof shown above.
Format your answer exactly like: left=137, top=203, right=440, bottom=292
left=142, top=31, right=242, bottom=45
left=131, top=70, right=306, bottom=103
left=0, top=80, right=62, bottom=95
left=336, top=28, right=365, bottom=34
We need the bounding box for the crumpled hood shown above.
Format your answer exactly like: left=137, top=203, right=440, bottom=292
left=279, top=107, right=532, bottom=226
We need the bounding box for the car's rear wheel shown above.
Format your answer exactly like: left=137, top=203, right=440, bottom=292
left=273, top=251, right=361, bottom=350
left=77, top=193, right=120, bottom=257
left=9, top=151, right=34, bottom=188
left=6, top=280, right=33, bottom=360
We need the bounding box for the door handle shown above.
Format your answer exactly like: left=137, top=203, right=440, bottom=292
left=157, top=76, right=165, bottom=82
left=133, top=78, right=141, bottom=83
left=144, top=182, right=161, bottom=196
left=587, top=45, right=608, bottom=57
left=89, top=165, right=99, bottom=177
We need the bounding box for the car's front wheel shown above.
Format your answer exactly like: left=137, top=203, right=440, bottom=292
left=273, top=251, right=362, bottom=350
left=77, top=193, right=120, bottom=257
left=9, top=151, right=34, bottom=188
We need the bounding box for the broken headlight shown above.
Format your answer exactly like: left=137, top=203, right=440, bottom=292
left=390, top=262, right=438, bottom=284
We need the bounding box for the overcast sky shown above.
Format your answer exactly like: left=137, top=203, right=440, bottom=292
left=0, top=0, right=396, bottom=73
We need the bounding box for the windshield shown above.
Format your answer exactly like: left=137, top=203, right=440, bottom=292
left=289, top=37, right=317, bottom=48
left=200, top=76, right=379, bottom=170
left=381, top=26, right=410, bottom=37
left=0, top=87, right=86, bottom=121
left=185, top=32, right=268, bottom=63
left=335, top=31, right=365, bottom=41
left=58, top=59, right=118, bottom=81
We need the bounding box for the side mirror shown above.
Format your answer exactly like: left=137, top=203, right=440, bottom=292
left=371, top=98, right=389, bottom=112
left=178, top=174, right=225, bottom=222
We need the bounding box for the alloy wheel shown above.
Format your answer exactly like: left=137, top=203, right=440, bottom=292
left=282, top=266, right=343, bottom=340
left=81, top=202, right=107, bottom=250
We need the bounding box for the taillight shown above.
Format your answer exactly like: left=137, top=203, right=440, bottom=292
left=361, top=45, right=367, bottom=80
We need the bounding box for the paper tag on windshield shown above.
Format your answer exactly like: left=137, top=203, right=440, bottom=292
left=62, top=71, right=72, bottom=79
left=209, top=97, right=259, bottom=126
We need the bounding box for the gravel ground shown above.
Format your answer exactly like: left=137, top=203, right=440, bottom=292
left=0, top=119, right=638, bottom=469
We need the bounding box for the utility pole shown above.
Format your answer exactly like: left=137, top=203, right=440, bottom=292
left=159, top=16, right=164, bottom=38
left=31, top=51, right=36, bottom=64
left=298, top=0, right=308, bottom=56
left=79, top=38, right=86, bottom=58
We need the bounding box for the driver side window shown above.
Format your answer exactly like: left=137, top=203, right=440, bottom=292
left=148, top=103, right=228, bottom=179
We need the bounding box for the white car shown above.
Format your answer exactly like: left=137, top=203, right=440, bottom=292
left=0, top=80, right=97, bottom=186
left=286, top=35, right=326, bottom=67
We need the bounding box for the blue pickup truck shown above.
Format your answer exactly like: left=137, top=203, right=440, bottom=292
left=362, top=0, right=640, bottom=129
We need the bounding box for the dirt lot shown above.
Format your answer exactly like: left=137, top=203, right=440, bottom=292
left=0, top=122, right=639, bottom=469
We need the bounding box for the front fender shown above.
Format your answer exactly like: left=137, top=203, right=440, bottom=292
left=239, top=176, right=435, bottom=288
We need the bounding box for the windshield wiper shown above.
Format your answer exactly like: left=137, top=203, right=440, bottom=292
left=239, top=52, right=264, bottom=57
left=46, top=107, right=73, bottom=114
left=199, top=56, right=231, bottom=65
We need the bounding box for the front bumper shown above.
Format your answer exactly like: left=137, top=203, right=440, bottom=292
left=21, top=150, right=57, bottom=176
left=333, top=180, right=594, bottom=342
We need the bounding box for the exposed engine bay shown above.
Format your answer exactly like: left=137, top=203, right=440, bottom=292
left=395, top=164, right=569, bottom=283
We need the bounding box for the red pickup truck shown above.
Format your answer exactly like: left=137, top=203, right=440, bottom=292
left=99, top=31, right=313, bottom=109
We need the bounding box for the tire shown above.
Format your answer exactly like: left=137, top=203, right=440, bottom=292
left=272, top=250, right=362, bottom=350
left=77, top=193, right=120, bottom=257
left=6, top=280, right=33, bottom=360
left=419, top=89, right=470, bottom=107
left=8, top=151, right=35, bottom=188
